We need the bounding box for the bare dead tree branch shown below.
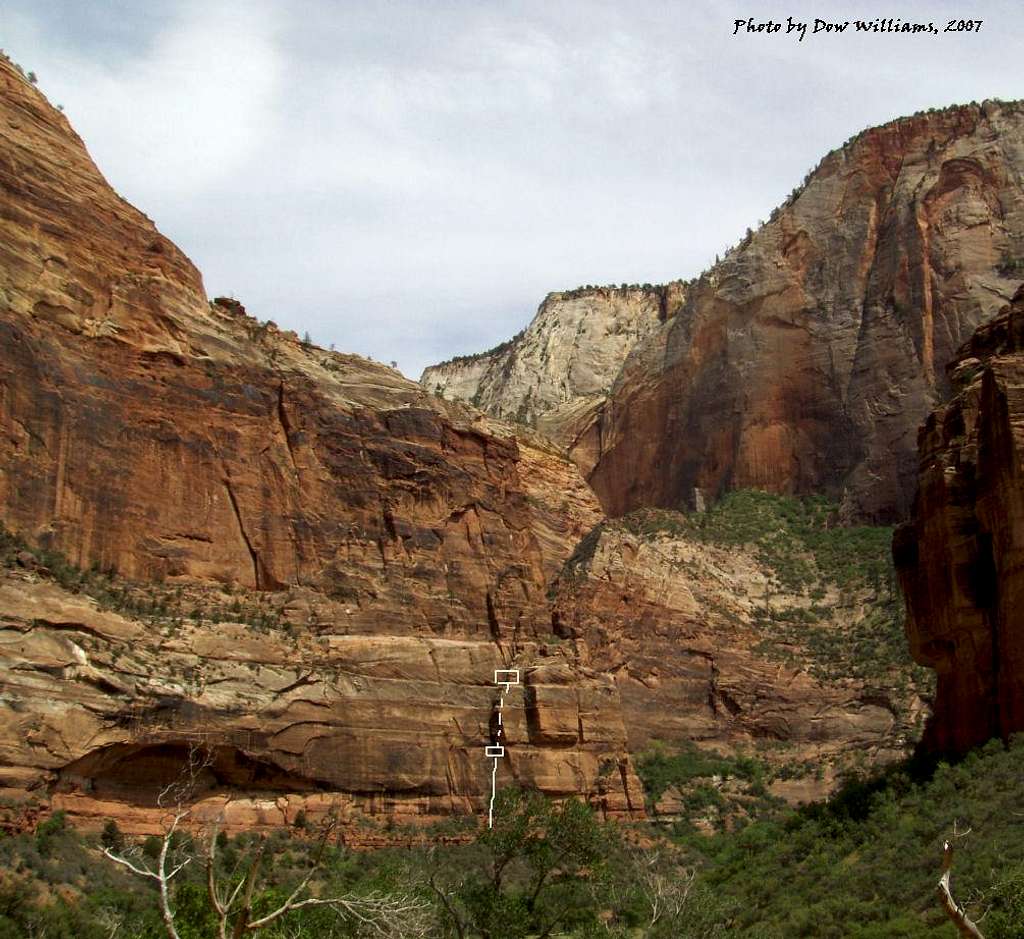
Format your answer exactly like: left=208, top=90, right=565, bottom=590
left=103, top=745, right=430, bottom=937
left=639, top=852, right=696, bottom=928
left=95, top=906, right=125, bottom=939
left=938, top=838, right=987, bottom=939
left=101, top=745, right=212, bottom=939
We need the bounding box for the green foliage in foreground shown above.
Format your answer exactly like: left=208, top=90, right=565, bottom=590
left=0, top=791, right=701, bottom=938
left=4, top=740, right=1024, bottom=936
left=687, top=736, right=1024, bottom=938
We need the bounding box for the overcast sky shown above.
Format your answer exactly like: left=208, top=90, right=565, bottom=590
left=3, top=1, right=1021, bottom=377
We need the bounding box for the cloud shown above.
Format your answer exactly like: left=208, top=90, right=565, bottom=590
left=5, top=0, right=1024, bottom=377
left=7, top=0, right=284, bottom=199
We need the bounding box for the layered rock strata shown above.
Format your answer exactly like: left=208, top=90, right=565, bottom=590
left=896, top=284, right=1024, bottom=754
left=555, top=510, right=926, bottom=803
left=0, top=57, right=641, bottom=829
left=0, top=566, right=644, bottom=835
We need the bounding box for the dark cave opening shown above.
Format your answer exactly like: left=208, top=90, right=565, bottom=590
left=55, top=741, right=320, bottom=804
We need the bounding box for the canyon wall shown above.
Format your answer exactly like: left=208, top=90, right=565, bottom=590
left=422, top=283, right=686, bottom=476
left=896, top=284, right=1024, bottom=755
left=0, top=53, right=956, bottom=832
left=0, top=56, right=643, bottom=828
left=427, top=102, right=1024, bottom=523
left=0, top=56, right=609, bottom=640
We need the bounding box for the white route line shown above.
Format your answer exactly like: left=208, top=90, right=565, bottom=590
left=486, top=669, right=519, bottom=828
left=488, top=758, right=498, bottom=826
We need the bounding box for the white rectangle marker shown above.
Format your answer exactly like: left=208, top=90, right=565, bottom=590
left=485, top=745, right=505, bottom=758
left=494, top=669, right=520, bottom=692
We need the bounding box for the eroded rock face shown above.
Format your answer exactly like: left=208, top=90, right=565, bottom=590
left=0, top=57, right=642, bottom=829
left=421, top=284, right=686, bottom=476
left=0, top=57, right=609, bottom=640
left=426, top=103, right=1024, bottom=523
left=896, top=285, right=1024, bottom=754
left=0, top=570, right=643, bottom=834
left=595, top=103, right=1024, bottom=522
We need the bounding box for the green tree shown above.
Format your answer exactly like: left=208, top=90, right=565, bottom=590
left=429, top=787, right=607, bottom=939
left=986, top=864, right=1024, bottom=938
left=101, top=819, right=125, bottom=853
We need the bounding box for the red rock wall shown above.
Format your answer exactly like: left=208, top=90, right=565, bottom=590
left=591, top=102, right=1024, bottom=523
left=0, top=57, right=646, bottom=826
left=0, top=57, right=601, bottom=642
left=896, top=285, right=1024, bottom=753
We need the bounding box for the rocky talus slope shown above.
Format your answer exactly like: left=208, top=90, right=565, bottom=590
left=896, top=284, right=1024, bottom=755
left=422, top=283, right=686, bottom=475
left=428, top=102, right=1024, bottom=523
left=0, top=57, right=643, bottom=831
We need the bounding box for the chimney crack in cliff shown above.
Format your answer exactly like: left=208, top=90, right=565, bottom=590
left=276, top=383, right=299, bottom=476
left=222, top=474, right=262, bottom=590
left=426, top=646, right=443, bottom=683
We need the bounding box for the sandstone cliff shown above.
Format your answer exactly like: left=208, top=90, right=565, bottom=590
left=0, top=546, right=646, bottom=836
left=0, top=56, right=643, bottom=829
left=0, top=53, right=941, bottom=834
left=422, top=283, right=686, bottom=476
left=427, top=102, right=1024, bottom=523
left=896, top=284, right=1024, bottom=755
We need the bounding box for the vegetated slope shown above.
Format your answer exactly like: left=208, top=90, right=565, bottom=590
left=0, top=55, right=646, bottom=829
left=422, top=282, right=686, bottom=476
left=7, top=739, right=1024, bottom=938
left=686, top=737, right=1024, bottom=938
left=896, top=283, right=1024, bottom=756
left=553, top=491, right=932, bottom=808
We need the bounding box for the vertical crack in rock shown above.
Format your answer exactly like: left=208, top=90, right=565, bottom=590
left=276, top=382, right=299, bottom=475
left=618, top=760, right=636, bottom=812
left=223, top=475, right=261, bottom=589
left=485, top=591, right=500, bottom=641
left=976, top=531, right=1002, bottom=739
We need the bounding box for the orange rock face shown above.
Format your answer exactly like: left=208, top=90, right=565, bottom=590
left=0, top=567, right=644, bottom=834
left=0, top=53, right=967, bottom=833
left=0, top=57, right=642, bottom=830
left=896, top=284, right=1024, bottom=754
left=589, top=105, right=1024, bottom=522
left=0, top=58, right=603, bottom=641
